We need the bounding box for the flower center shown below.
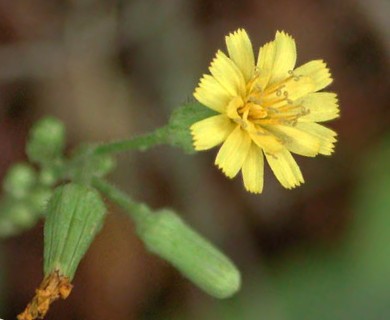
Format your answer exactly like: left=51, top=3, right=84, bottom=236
left=227, top=70, right=311, bottom=130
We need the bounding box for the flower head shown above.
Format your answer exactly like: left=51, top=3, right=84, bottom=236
left=191, top=29, right=339, bottom=193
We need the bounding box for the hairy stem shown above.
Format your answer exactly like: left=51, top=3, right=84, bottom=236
left=92, top=177, right=152, bottom=226
left=92, top=126, right=169, bottom=155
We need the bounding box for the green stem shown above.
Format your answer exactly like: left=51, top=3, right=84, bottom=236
left=92, top=177, right=152, bottom=226
left=92, top=126, right=169, bottom=155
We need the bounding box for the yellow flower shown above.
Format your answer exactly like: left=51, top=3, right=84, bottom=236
left=191, top=29, right=339, bottom=194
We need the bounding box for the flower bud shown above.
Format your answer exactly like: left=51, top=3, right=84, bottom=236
left=0, top=200, right=37, bottom=237
left=3, top=163, right=37, bottom=199
left=39, top=165, right=61, bottom=186
left=136, top=209, right=241, bottom=298
left=26, top=117, right=65, bottom=164
left=28, top=187, right=52, bottom=215
left=44, top=183, right=106, bottom=280
left=7, top=202, right=36, bottom=229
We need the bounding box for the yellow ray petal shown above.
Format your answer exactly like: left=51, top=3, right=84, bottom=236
left=242, top=143, right=264, bottom=193
left=295, top=122, right=337, bottom=155
left=225, top=29, right=255, bottom=82
left=294, top=60, right=332, bottom=91
left=298, top=92, right=340, bottom=122
left=191, top=115, right=236, bottom=151
left=265, top=149, right=304, bottom=189
left=261, top=75, right=315, bottom=107
left=226, top=96, right=244, bottom=121
left=209, top=50, right=246, bottom=96
left=262, top=124, right=321, bottom=157
left=215, top=125, right=251, bottom=178
left=269, top=31, right=297, bottom=85
left=282, top=76, right=316, bottom=102
left=249, top=126, right=285, bottom=155
left=257, top=41, right=275, bottom=71
left=256, top=41, right=275, bottom=90
left=194, top=74, right=232, bottom=113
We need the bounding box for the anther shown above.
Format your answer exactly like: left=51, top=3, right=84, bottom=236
left=255, top=84, right=263, bottom=92
left=266, top=106, right=279, bottom=113
left=234, top=118, right=248, bottom=129
left=255, top=130, right=268, bottom=136
left=281, top=136, right=292, bottom=144
left=247, top=97, right=262, bottom=105
left=275, top=84, right=286, bottom=96
left=265, top=152, right=278, bottom=159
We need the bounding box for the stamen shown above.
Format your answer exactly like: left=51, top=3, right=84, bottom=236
left=265, top=152, right=278, bottom=159
left=243, top=109, right=249, bottom=122
left=234, top=118, right=248, bottom=129
left=265, top=106, right=280, bottom=113
left=255, top=83, right=263, bottom=92
left=287, top=69, right=301, bottom=81
left=268, top=83, right=285, bottom=96
left=280, top=136, right=292, bottom=144
left=247, top=97, right=262, bottom=105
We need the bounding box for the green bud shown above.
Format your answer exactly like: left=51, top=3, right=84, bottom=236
left=26, top=116, right=65, bottom=164
left=6, top=202, right=36, bottom=229
left=27, top=187, right=52, bottom=215
left=136, top=209, right=241, bottom=299
left=39, top=164, right=62, bottom=187
left=3, top=163, right=37, bottom=199
left=87, top=153, right=116, bottom=178
left=44, top=183, right=106, bottom=280
left=0, top=200, right=37, bottom=237
left=168, top=102, right=217, bottom=154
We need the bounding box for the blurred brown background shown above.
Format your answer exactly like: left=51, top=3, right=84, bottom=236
left=0, top=0, right=389, bottom=319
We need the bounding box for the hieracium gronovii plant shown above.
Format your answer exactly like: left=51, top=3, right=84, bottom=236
left=0, top=28, right=338, bottom=320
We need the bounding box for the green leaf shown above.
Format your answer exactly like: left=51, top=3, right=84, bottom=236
left=167, top=101, right=217, bottom=154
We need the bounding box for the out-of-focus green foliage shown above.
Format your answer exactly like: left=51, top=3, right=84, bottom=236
left=174, top=134, right=390, bottom=320
left=0, top=247, right=5, bottom=312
